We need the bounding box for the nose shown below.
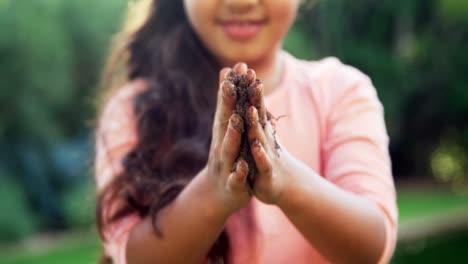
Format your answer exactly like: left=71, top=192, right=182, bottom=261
left=225, top=0, right=259, bottom=13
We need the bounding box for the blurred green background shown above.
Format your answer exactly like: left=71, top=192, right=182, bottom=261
left=0, top=0, right=467, bottom=263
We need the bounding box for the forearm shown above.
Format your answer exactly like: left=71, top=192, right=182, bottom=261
left=277, top=155, right=387, bottom=264
left=126, top=168, right=231, bottom=264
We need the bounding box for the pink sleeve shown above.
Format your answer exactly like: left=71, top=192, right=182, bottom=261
left=95, top=81, right=146, bottom=264
left=321, top=62, right=398, bottom=263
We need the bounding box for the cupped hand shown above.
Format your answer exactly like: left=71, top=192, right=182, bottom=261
left=246, top=69, right=290, bottom=205
left=205, top=63, right=252, bottom=213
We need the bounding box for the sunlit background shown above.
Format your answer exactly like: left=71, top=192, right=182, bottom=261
left=1, top=0, right=467, bottom=263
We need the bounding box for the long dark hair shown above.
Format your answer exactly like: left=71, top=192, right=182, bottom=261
left=96, top=0, right=229, bottom=262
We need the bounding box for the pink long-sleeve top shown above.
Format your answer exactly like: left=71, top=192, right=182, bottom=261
left=95, top=51, right=398, bottom=264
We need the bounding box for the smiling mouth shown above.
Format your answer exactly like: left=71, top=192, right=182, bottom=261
left=217, top=19, right=267, bottom=41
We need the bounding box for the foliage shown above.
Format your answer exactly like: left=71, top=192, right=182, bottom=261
left=291, top=0, right=468, bottom=179
left=1, top=0, right=468, bottom=241
left=0, top=176, right=37, bottom=241
left=0, top=0, right=126, bottom=239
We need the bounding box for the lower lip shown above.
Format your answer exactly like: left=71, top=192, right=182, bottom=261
left=221, top=22, right=263, bottom=41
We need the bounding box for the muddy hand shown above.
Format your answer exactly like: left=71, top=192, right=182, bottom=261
left=246, top=74, right=287, bottom=205
left=206, top=63, right=251, bottom=212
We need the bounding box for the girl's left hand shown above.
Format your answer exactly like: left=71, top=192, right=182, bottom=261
left=246, top=80, right=290, bottom=205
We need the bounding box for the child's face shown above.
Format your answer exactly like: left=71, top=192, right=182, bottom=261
left=184, top=0, right=300, bottom=65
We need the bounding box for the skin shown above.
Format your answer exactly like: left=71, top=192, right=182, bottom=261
left=184, top=0, right=299, bottom=95
left=127, top=0, right=387, bottom=263
left=246, top=83, right=387, bottom=263
left=127, top=66, right=251, bottom=264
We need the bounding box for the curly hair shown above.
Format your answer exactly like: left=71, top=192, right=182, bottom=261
left=96, top=0, right=228, bottom=262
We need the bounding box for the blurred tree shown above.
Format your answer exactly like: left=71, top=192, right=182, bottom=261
left=292, top=0, right=468, bottom=180
left=1, top=0, right=468, bottom=241
left=0, top=0, right=126, bottom=237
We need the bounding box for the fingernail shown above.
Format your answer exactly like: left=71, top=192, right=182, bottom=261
left=220, top=67, right=230, bottom=80
left=233, top=63, right=248, bottom=75
left=225, top=69, right=238, bottom=84
left=222, top=80, right=236, bottom=98
left=247, top=106, right=257, bottom=127
left=230, top=114, right=244, bottom=133
left=244, top=69, right=256, bottom=84
left=248, top=80, right=263, bottom=98
left=237, top=158, right=248, bottom=173
left=252, top=140, right=262, bottom=149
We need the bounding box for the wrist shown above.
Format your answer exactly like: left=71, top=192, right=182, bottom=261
left=196, top=167, right=236, bottom=220
left=275, top=177, right=295, bottom=212
left=273, top=152, right=295, bottom=207
left=275, top=155, right=314, bottom=212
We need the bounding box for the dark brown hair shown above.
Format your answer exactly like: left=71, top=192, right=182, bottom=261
left=96, top=0, right=228, bottom=262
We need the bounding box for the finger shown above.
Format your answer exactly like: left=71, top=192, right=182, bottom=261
left=219, top=67, right=230, bottom=84
left=212, top=79, right=237, bottom=144
left=247, top=106, right=268, bottom=149
left=248, top=80, right=267, bottom=127
left=224, top=68, right=237, bottom=84
left=220, top=79, right=237, bottom=109
left=227, top=158, right=248, bottom=192
left=222, top=114, right=244, bottom=166
left=251, top=140, right=272, bottom=176
left=244, top=68, right=256, bottom=84
left=210, top=68, right=233, bottom=149
left=217, top=67, right=236, bottom=114
left=233, top=62, right=248, bottom=75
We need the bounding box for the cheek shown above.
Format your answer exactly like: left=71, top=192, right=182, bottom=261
left=268, top=0, right=299, bottom=35
left=184, top=0, right=217, bottom=39
left=184, top=0, right=224, bottom=61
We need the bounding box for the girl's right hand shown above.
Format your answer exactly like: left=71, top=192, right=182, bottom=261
left=204, top=63, right=251, bottom=213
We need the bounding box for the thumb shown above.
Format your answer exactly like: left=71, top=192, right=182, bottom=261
left=219, top=67, right=230, bottom=84
left=227, top=158, right=248, bottom=192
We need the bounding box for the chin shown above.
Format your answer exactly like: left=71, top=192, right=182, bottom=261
left=218, top=47, right=266, bottom=66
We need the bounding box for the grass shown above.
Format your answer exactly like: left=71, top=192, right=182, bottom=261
left=392, top=231, right=468, bottom=264
left=397, top=189, right=468, bottom=221
left=1, top=188, right=468, bottom=264
left=0, top=233, right=100, bottom=264
left=393, top=188, right=468, bottom=263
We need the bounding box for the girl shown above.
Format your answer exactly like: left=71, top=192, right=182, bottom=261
left=95, top=0, right=397, bottom=263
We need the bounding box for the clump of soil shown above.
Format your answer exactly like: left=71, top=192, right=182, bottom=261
left=225, top=69, right=280, bottom=190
